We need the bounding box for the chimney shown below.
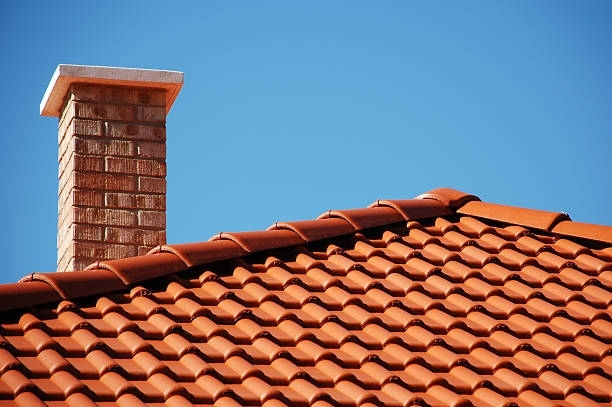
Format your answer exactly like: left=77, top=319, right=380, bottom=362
left=40, top=65, right=183, bottom=272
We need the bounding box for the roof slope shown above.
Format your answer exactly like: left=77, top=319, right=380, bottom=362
left=1, top=188, right=611, bottom=406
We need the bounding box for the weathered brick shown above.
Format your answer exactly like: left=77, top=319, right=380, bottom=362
left=135, top=194, right=165, bottom=210
left=71, top=84, right=105, bottom=103
left=138, top=177, right=165, bottom=194
left=74, top=155, right=105, bottom=172
left=105, top=227, right=139, bottom=244
left=105, top=193, right=165, bottom=209
left=136, top=141, right=165, bottom=159
left=137, top=246, right=151, bottom=256
left=58, top=129, right=75, bottom=163
left=105, top=192, right=135, bottom=208
left=74, top=138, right=134, bottom=157
left=138, top=210, right=165, bottom=228
left=74, top=207, right=137, bottom=227
left=60, top=154, right=104, bottom=182
left=106, top=87, right=166, bottom=106
left=73, top=242, right=137, bottom=260
left=104, top=157, right=165, bottom=177
left=73, top=189, right=104, bottom=207
left=74, top=101, right=137, bottom=121
left=105, top=123, right=166, bottom=141
left=73, top=119, right=104, bottom=137
left=74, top=172, right=137, bottom=191
left=104, top=227, right=164, bottom=247
left=143, top=230, right=165, bottom=246
left=138, top=105, right=166, bottom=123
left=73, top=224, right=104, bottom=241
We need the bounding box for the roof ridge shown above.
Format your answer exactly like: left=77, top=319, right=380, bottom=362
left=0, top=190, right=466, bottom=312
left=2, top=187, right=610, bottom=313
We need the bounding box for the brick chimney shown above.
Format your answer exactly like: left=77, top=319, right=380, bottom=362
left=40, top=65, right=183, bottom=272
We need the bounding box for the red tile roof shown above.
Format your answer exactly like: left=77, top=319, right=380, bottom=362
left=1, top=188, right=611, bottom=406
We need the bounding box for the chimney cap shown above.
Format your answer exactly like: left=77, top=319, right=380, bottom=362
left=40, top=64, right=184, bottom=117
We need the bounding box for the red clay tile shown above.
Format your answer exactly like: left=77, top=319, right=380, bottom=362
left=552, top=220, right=612, bottom=244
left=416, top=188, right=480, bottom=208
left=0, top=281, right=61, bottom=312
left=152, top=240, right=246, bottom=268
left=90, top=253, right=185, bottom=285
left=459, top=201, right=569, bottom=232
left=211, top=230, right=305, bottom=252
left=319, top=207, right=404, bottom=230
left=272, top=218, right=356, bottom=243
left=372, top=198, right=454, bottom=221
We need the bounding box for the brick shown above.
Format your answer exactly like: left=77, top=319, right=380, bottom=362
left=71, top=84, right=105, bottom=103
left=59, top=102, right=76, bottom=132
left=137, top=105, right=166, bottom=123
left=135, top=194, right=165, bottom=210
left=74, top=138, right=134, bottom=157
left=105, top=192, right=135, bottom=208
left=143, top=230, right=166, bottom=246
left=74, top=155, right=105, bottom=172
left=105, top=227, right=140, bottom=244
left=60, top=154, right=104, bottom=182
left=138, top=177, right=165, bottom=194
left=104, top=227, right=164, bottom=246
left=74, top=207, right=137, bottom=227
left=73, top=241, right=137, bottom=260
left=59, top=114, right=74, bottom=144
left=73, top=224, right=103, bottom=241
left=74, top=172, right=137, bottom=191
left=105, top=193, right=165, bottom=209
left=58, top=171, right=75, bottom=205
left=105, top=157, right=166, bottom=177
left=73, top=189, right=104, bottom=207
left=136, top=141, right=165, bottom=159
left=138, top=210, right=165, bottom=228
left=74, top=101, right=137, bottom=121
left=137, top=246, right=151, bottom=256
left=105, top=123, right=166, bottom=141
left=58, top=129, right=75, bottom=163
left=106, top=87, right=166, bottom=106
left=73, top=119, right=104, bottom=137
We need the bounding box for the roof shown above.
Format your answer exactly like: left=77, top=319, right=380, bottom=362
left=1, top=188, right=611, bottom=406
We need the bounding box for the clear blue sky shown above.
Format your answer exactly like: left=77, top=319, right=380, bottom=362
left=1, top=2, right=610, bottom=283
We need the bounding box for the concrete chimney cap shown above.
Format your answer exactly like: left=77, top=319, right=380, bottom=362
left=40, top=64, right=184, bottom=117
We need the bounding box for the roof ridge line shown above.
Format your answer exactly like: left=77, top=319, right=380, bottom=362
left=0, top=192, right=460, bottom=312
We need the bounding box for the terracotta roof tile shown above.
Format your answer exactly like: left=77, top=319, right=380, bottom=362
left=0, top=188, right=611, bottom=406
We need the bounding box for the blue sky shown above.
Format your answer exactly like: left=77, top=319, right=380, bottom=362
left=1, top=2, right=610, bottom=283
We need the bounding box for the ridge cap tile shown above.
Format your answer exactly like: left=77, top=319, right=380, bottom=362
left=370, top=198, right=454, bottom=220
left=458, top=200, right=570, bottom=232
left=318, top=207, right=405, bottom=230
left=24, top=269, right=124, bottom=300
left=210, top=229, right=305, bottom=253
left=269, top=218, right=355, bottom=242
left=0, top=282, right=61, bottom=313
left=151, top=240, right=246, bottom=268
left=415, top=187, right=481, bottom=208
left=552, top=220, right=612, bottom=245
left=87, top=252, right=186, bottom=285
